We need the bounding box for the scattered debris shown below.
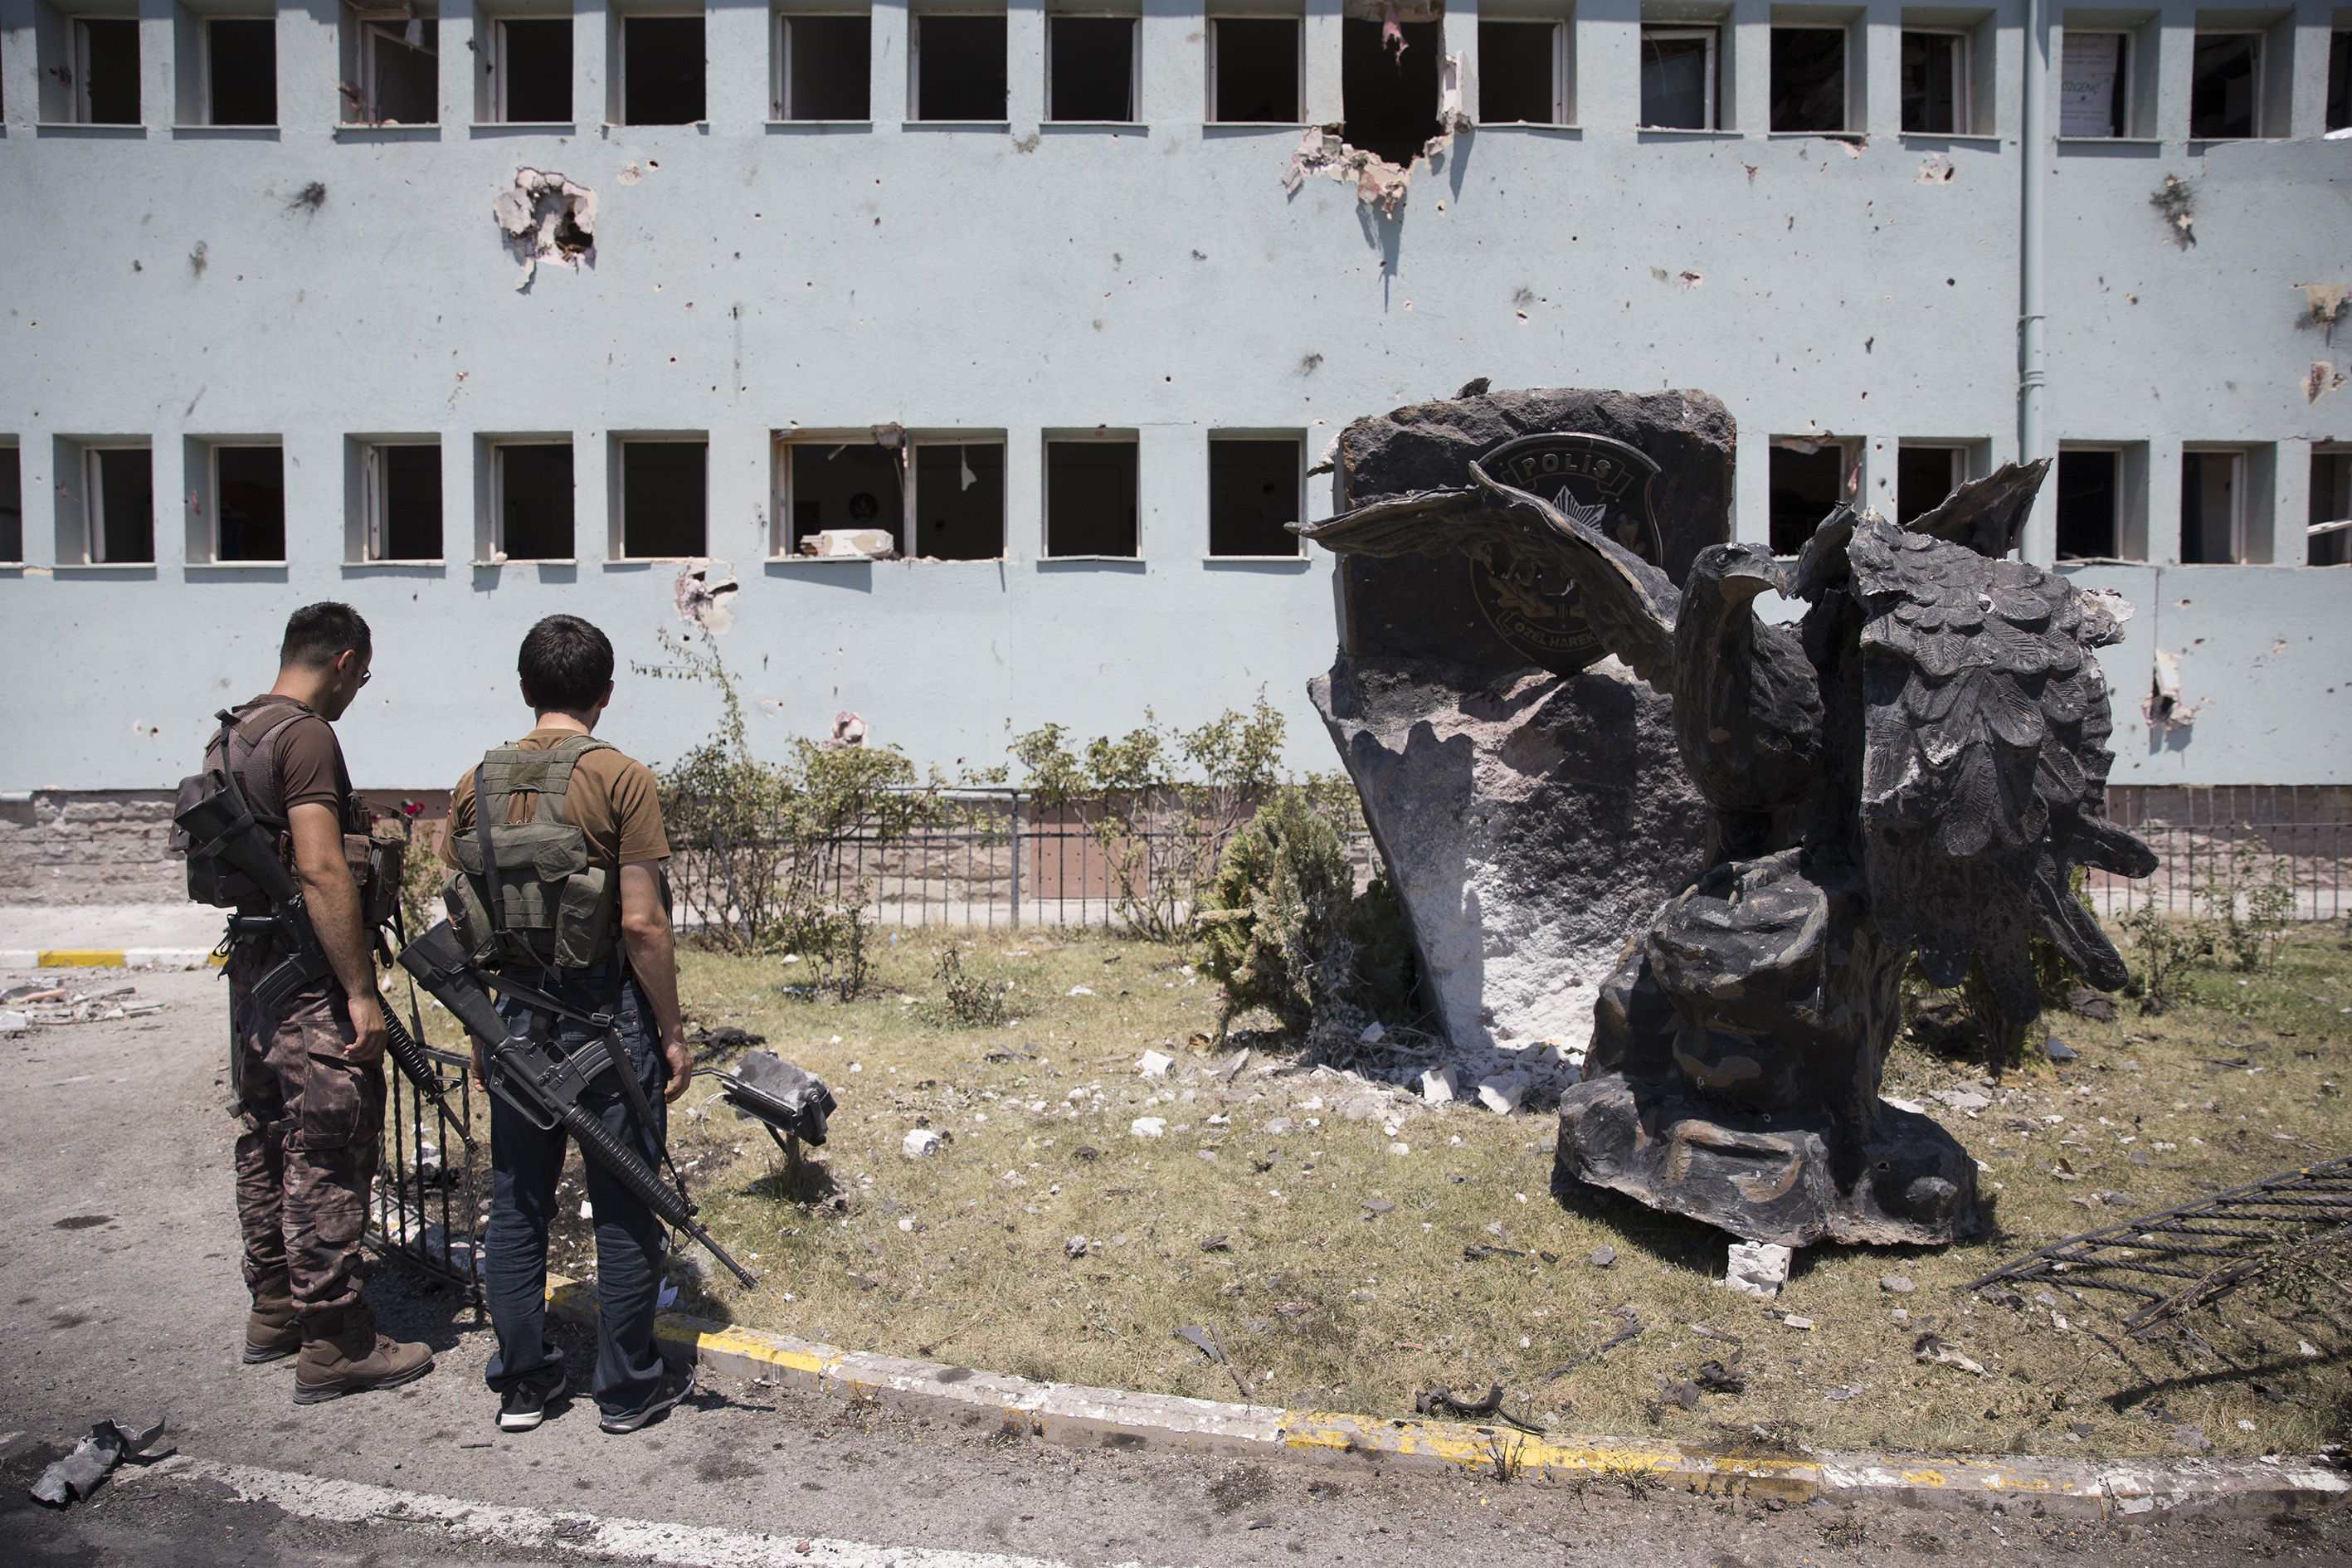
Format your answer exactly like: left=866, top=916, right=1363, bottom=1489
left=1588, top=1245, right=1616, bottom=1269
left=1064, top=1235, right=1090, bottom=1259
left=1139, top=1049, right=1174, bottom=1078
left=1176, top=1325, right=1252, bottom=1398
left=490, top=167, right=597, bottom=290
left=798, top=528, right=896, bottom=560
left=1878, top=1274, right=1916, bottom=1295
left=30, top=1419, right=168, bottom=1507
left=686, top=1025, right=767, bottom=1051
left=1415, top=1383, right=1545, bottom=1434
left=1212, top=1049, right=1250, bottom=1083
left=1477, top=1073, right=1529, bottom=1115
left=1419, top=1064, right=1458, bottom=1104
left=1915, top=1332, right=1988, bottom=1376
left=1544, top=1304, right=1643, bottom=1379
left=2171, top=1423, right=2213, bottom=1453
left=1694, top=1359, right=1746, bottom=1394
left=2046, top=1037, right=2079, bottom=1062
left=2064, top=988, right=2115, bottom=1022
left=1198, top=1234, right=1232, bottom=1253
left=1721, top=1240, right=1793, bottom=1301
left=901, top=1128, right=947, bottom=1158
left=1129, top=1117, right=1166, bottom=1138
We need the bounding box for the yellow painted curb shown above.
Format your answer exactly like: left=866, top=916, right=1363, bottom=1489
left=538, top=1275, right=2347, bottom=1518
left=39, top=949, right=125, bottom=967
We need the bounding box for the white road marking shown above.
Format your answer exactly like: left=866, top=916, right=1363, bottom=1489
left=153, top=1454, right=1142, bottom=1568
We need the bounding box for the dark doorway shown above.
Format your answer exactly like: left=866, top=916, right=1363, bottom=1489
left=621, top=441, right=708, bottom=558
left=1045, top=441, right=1137, bottom=557
left=1342, top=18, right=1440, bottom=165
left=915, top=15, right=1007, bottom=120
left=623, top=15, right=705, bottom=124
left=216, top=446, right=285, bottom=562
left=1208, top=439, right=1300, bottom=557
left=783, top=15, right=869, bottom=119
left=499, top=443, right=575, bottom=560
left=915, top=443, right=1006, bottom=558
left=207, top=17, right=277, bottom=125
left=1768, top=445, right=1842, bottom=557
left=1212, top=17, right=1298, bottom=121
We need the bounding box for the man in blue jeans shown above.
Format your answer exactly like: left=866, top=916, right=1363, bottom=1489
left=438, top=615, right=695, bottom=1434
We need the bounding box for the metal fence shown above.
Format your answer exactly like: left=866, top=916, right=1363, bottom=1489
left=368, top=1027, right=487, bottom=1304
left=2082, top=786, right=2350, bottom=922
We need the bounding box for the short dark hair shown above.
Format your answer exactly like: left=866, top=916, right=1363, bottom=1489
left=518, top=615, right=615, bottom=713
left=280, top=602, right=373, bottom=670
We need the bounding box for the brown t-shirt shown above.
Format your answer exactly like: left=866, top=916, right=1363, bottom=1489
left=238, top=695, right=349, bottom=819
left=438, top=728, right=670, bottom=874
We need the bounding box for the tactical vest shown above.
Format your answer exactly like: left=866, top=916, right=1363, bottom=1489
left=442, top=737, right=621, bottom=971
left=173, top=698, right=401, bottom=920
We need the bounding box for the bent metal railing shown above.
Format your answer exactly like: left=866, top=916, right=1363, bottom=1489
left=368, top=1023, right=487, bottom=1307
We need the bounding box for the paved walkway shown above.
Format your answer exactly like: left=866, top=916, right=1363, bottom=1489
left=1, top=966, right=2340, bottom=1566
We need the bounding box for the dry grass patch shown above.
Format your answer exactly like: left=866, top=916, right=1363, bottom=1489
left=528, top=921, right=2351, bottom=1462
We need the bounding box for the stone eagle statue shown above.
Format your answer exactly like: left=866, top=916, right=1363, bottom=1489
left=1297, top=456, right=2157, bottom=1246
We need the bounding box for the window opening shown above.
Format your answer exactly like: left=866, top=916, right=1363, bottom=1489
left=0, top=446, right=19, bottom=562
left=1045, top=440, right=1137, bottom=557
left=1640, top=26, right=1716, bottom=129
left=778, top=13, right=869, bottom=119
left=347, top=13, right=436, bottom=125
left=2330, top=32, right=2350, bottom=133
left=1210, top=17, right=1299, bottom=121
left=1208, top=439, right=1302, bottom=557
left=71, top=17, right=141, bottom=124
left=86, top=448, right=155, bottom=564
left=206, top=17, right=277, bottom=125
left=213, top=446, right=285, bottom=562
left=1478, top=21, right=1561, bottom=124
left=2179, top=450, right=2245, bottom=565
left=915, top=442, right=1006, bottom=558
left=2189, top=32, right=2257, bottom=139
left=495, top=442, right=574, bottom=559
left=1767, top=442, right=1844, bottom=557
left=494, top=17, right=572, bottom=120
left=913, top=14, right=1007, bottom=120
left=1342, top=17, right=1440, bottom=164
left=2055, top=450, right=2120, bottom=560
left=2057, top=30, right=2127, bottom=138
left=1896, top=446, right=1961, bottom=527
left=362, top=444, right=442, bottom=560
left=1769, top=25, right=1844, bottom=134
left=1899, top=29, right=1965, bottom=134
left=784, top=441, right=903, bottom=553
left=620, top=440, right=708, bottom=557
left=623, top=14, right=705, bottom=124
left=1049, top=16, right=1135, bottom=121
left=2311, top=451, right=2351, bottom=567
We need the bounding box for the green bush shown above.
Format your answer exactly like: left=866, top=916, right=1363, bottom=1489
left=1195, top=786, right=1415, bottom=1045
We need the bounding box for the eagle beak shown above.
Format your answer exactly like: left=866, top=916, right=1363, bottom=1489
left=1721, top=557, right=1785, bottom=601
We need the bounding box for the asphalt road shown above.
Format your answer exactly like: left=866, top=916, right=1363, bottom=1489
left=3, top=967, right=2343, bottom=1567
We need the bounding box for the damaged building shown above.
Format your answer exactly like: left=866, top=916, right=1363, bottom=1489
left=0, top=0, right=2347, bottom=898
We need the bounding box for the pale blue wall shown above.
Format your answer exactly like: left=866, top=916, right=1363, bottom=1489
left=1, top=0, right=2345, bottom=791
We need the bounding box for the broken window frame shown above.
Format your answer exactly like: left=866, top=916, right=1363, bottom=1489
left=488, top=439, right=576, bottom=562
left=205, top=442, right=288, bottom=564
left=1765, top=436, right=1855, bottom=558
left=1897, top=27, right=1969, bottom=136
left=1205, top=13, right=1303, bottom=124
left=2310, top=447, right=2352, bottom=567
left=1042, top=432, right=1141, bottom=559
left=1045, top=12, right=1141, bottom=124
left=1894, top=443, right=1965, bottom=528
left=1766, top=22, right=1849, bottom=135
left=2055, top=27, right=2131, bottom=139
left=1476, top=17, right=1571, bottom=127
left=910, top=436, right=1007, bottom=560
left=772, top=10, right=873, bottom=121
left=908, top=8, right=1010, bottom=123
left=1639, top=24, right=1717, bottom=130
left=2054, top=442, right=2147, bottom=562
left=78, top=443, right=155, bottom=566
left=61, top=15, right=142, bottom=125
left=199, top=14, right=278, bottom=127
left=2187, top=29, right=2261, bottom=141
left=356, top=441, right=444, bottom=562
left=771, top=433, right=913, bottom=558
left=1206, top=434, right=1306, bottom=559
left=343, top=8, right=440, bottom=126
left=615, top=10, right=709, bottom=127
left=484, top=12, right=574, bottom=124
left=2179, top=446, right=2256, bottom=566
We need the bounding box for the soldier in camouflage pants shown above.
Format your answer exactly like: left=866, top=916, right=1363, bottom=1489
left=230, top=947, right=385, bottom=1324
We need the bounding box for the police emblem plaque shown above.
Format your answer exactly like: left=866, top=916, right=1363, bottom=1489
left=1467, top=432, right=1666, bottom=678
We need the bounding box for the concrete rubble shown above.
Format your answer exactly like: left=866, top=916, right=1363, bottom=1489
left=1721, top=1240, right=1794, bottom=1300
left=30, top=1418, right=168, bottom=1507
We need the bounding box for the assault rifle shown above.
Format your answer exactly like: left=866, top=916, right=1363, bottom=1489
left=174, top=786, right=477, bottom=1152
left=396, top=920, right=759, bottom=1290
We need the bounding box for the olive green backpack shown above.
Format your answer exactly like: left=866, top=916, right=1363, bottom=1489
left=443, top=737, right=620, bottom=970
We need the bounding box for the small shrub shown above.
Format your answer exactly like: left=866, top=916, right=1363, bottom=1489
left=932, top=947, right=1008, bottom=1029
left=2198, top=844, right=2296, bottom=972
left=1195, top=785, right=1414, bottom=1047
left=2122, top=901, right=2212, bottom=1015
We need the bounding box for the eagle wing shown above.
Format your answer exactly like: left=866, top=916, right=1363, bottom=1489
left=1851, top=514, right=2157, bottom=1028
left=1291, top=469, right=1682, bottom=692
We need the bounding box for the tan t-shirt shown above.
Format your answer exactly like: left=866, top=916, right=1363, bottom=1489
left=438, top=728, right=670, bottom=874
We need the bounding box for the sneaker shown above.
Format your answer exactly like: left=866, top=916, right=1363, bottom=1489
left=599, top=1366, right=689, bottom=1434
left=498, top=1368, right=569, bottom=1432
